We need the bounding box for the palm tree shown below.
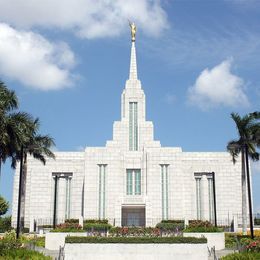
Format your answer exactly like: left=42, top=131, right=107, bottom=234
left=227, top=112, right=259, bottom=238
left=13, top=118, right=55, bottom=233
left=0, top=82, right=35, bottom=189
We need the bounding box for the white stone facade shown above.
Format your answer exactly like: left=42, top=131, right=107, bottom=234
left=12, top=42, right=244, bottom=228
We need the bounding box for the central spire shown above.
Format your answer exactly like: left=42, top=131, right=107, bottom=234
left=129, top=42, right=138, bottom=80
left=128, top=21, right=138, bottom=80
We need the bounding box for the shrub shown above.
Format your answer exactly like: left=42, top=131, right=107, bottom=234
left=83, top=223, right=112, bottom=231
left=0, top=196, right=9, bottom=216
left=0, top=248, right=51, bottom=260
left=84, top=219, right=108, bottom=224
left=156, top=222, right=184, bottom=231
left=51, top=223, right=83, bottom=232
left=184, top=220, right=223, bottom=232
left=0, top=230, right=21, bottom=251
left=225, top=233, right=237, bottom=248
left=161, top=220, right=184, bottom=224
left=21, top=227, right=29, bottom=233
left=0, top=216, right=12, bottom=233
left=109, top=227, right=160, bottom=237
left=65, top=236, right=207, bottom=244
left=246, top=240, right=260, bottom=253
left=254, top=218, right=260, bottom=225
left=30, top=236, right=45, bottom=248
left=220, top=252, right=260, bottom=260
left=38, top=225, right=53, bottom=228
left=65, top=219, right=79, bottom=224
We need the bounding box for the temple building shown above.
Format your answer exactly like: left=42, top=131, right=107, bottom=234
left=12, top=31, right=244, bottom=229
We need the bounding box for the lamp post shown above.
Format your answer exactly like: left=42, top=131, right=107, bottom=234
left=16, top=145, right=24, bottom=239
left=53, top=175, right=58, bottom=229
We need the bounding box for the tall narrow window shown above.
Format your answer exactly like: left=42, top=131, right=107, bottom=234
left=195, top=177, right=202, bottom=220
left=98, top=165, right=107, bottom=219
left=161, top=165, right=169, bottom=220
left=126, top=169, right=141, bottom=195
left=208, top=177, right=214, bottom=222
left=129, top=102, right=138, bottom=151
left=135, top=170, right=141, bottom=195
left=127, top=170, right=133, bottom=195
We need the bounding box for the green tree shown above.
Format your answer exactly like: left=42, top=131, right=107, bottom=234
left=13, top=118, right=55, bottom=230
left=0, top=81, right=35, bottom=189
left=227, top=112, right=259, bottom=238
left=0, top=195, right=9, bottom=216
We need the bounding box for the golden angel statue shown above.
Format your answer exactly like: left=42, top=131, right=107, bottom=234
left=129, top=21, right=136, bottom=42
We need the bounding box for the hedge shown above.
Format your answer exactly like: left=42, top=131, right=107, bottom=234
left=184, top=220, right=223, bottom=233
left=84, top=219, right=108, bottom=224
left=161, top=220, right=184, bottom=224
left=83, top=223, right=112, bottom=231
left=156, top=222, right=184, bottom=231
left=65, top=236, right=207, bottom=244
left=184, top=226, right=223, bottom=233
left=65, top=219, right=79, bottom=224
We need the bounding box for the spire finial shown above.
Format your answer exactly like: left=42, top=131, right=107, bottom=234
left=129, top=21, right=136, bottom=42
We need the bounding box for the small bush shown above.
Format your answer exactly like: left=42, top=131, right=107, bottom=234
left=0, top=248, right=51, bottom=260
left=0, top=216, right=12, bottom=233
left=254, top=218, right=260, bottom=226
left=65, top=219, right=79, bottom=224
left=84, top=219, right=108, bottom=224
left=225, top=233, right=260, bottom=249
left=221, top=252, right=260, bottom=260
left=161, top=220, right=184, bottom=224
left=109, top=227, right=160, bottom=237
left=156, top=222, right=184, bottom=231
left=83, top=223, right=112, bottom=231
left=184, top=220, right=223, bottom=233
left=21, top=227, right=29, bottom=233
left=38, top=225, right=53, bottom=228
left=65, top=236, right=207, bottom=244
left=51, top=223, right=83, bottom=232
left=31, top=236, right=45, bottom=248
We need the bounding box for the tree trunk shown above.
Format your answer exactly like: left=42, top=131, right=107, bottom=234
left=245, top=145, right=254, bottom=239
left=20, top=153, right=27, bottom=230
left=0, top=160, right=1, bottom=192
left=241, top=148, right=247, bottom=235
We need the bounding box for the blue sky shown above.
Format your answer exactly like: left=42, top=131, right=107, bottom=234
left=0, top=0, right=259, bottom=214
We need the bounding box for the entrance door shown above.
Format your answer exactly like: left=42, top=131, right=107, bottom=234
left=121, top=207, right=145, bottom=227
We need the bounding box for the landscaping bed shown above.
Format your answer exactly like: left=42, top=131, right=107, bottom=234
left=65, top=236, right=207, bottom=243
left=64, top=236, right=208, bottom=260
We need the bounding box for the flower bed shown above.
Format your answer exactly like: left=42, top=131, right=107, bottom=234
left=50, top=223, right=83, bottom=232
left=220, top=252, right=260, bottom=259
left=109, top=227, right=160, bottom=237
left=183, top=220, right=224, bottom=250
left=65, top=236, right=206, bottom=243
left=184, top=220, right=223, bottom=233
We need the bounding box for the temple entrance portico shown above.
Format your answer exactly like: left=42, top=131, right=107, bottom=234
left=121, top=205, right=145, bottom=227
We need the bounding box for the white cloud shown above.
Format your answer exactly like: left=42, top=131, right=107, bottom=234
left=0, top=23, right=76, bottom=90
left=187, top=59, right=249, bottom=110
left=0, top=0, right=168, bottom=39
left=165, top=93, right=176, bottom=104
